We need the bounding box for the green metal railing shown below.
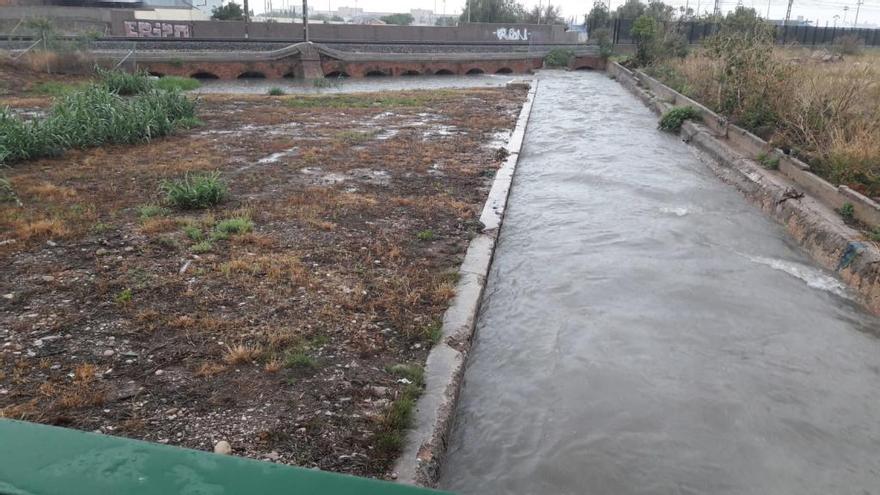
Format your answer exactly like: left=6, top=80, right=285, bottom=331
left=0, top=419, right=451, bottom=495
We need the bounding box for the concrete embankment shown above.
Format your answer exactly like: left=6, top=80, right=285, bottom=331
left=608, top=61, right=880, bottom=315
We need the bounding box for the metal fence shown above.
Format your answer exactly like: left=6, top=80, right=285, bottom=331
left=598, top=18, right=880, bottom=47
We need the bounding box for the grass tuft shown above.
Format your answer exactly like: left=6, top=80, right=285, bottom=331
left=267, top=87, right=285, bottom=96
left=156, top=76, right=201, bottom=92
left=161, top=171, right=227, bottom=209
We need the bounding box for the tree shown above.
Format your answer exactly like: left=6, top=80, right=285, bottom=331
left=586, top=1, right=611, bottom=29
left=523, top=4, right=564, bottom=24
left=645, top=0, right=674, bottom=21
left=459, top=0, right=525, bottom=24
left=631, top=14, right=657, bottom=64
left=211, top=2, right=244, bottom=20
left=435, top=17, right=458, bottom=26
left=380, top=13, right=415, bottom=25
left=616, top=0, right=645, bottom=20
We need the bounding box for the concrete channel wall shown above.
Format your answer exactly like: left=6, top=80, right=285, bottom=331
left=607, top=61, right=880, bottom=314
left=393, top=81, right=537, bottom=487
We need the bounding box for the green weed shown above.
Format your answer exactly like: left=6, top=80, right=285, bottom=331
left=161, top=171, right=227, bottom=209
left=138, top=204, right=170, bottom=220
left=214, top=217, right=253, bottom=236
left=757, top=152, right=780, bottom=170
left=98, top=68, right=154, bottom=96
left=839, top=202, right=855, bottom=221
left=156, top=76, right=201, bottom=92
left=115, top=288, right=133, bottom=305
left=659, top=106, right=700, bottom=132
left=416, top=229, right=435, bottom=241
left=267, top=87, right=285, bottom=96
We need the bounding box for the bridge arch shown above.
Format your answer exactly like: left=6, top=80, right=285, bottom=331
left=190, top=71, right=219, bottom=80
left=238, top=71, right=266, bottom=79
left=574, top=66, right=595, bottom=71
left=495, top=67, right=514, bottom=74
left=401, top=70, right=421, bottom=76
left=434, top=69, right=455, bottom=76
left=325, top=71, right=350, bottom=78
left=465, top=68, right=485, bottom=75
left=148, top=71, right=164, bottom=78
left=364, top=69, right=389, bottom=77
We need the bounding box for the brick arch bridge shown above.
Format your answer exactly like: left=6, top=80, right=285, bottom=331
left=132, top=42, right=603, bottom=80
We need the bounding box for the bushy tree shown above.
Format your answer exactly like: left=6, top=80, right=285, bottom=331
left=211, top=2, right=244, bottom=20
left=631, top=14, right=657, bottom=65
left=586, top=1, right=610, bottom=29
left=460, top=0, right=525, bottom=23
left=523, top=4, right=564, bottom=25
left=380, top=13, right=415, bottom=25
left=616, top=0, right=646, bottom=20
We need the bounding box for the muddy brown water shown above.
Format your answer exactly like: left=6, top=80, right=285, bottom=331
left=439, top=71, right=880, bottom=494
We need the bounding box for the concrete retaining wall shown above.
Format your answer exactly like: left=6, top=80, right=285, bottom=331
left=393, top=81, right=537, bottom=487
left=0, top=6, right=578, bottom=44
left=609, top=61, right=880, bottom=314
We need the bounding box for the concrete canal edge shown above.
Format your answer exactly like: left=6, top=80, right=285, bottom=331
left=607, top=62, right=880, bottom=314
left=393, top=80, right=538, bottom=487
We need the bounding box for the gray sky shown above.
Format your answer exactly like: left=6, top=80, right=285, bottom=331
left=266, top=0, right=880, bottom=28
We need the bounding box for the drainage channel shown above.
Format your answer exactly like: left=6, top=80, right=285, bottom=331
left=439, top=71, right=880, bottom=494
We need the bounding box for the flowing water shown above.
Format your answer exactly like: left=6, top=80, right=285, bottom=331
left=196, top=74, right=522, bottom=94
left=439, top=71, right=880, bottom=494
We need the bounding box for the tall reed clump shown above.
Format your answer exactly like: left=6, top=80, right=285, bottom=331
left=98, top=67, right=155, bottom=95
left=0, top=86, right=196, bottom=165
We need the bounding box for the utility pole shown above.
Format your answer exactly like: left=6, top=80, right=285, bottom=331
left=784, top=0, right=793, bottom=25
left=302, top=0, right=309, bottom=41
left=713, top=0, right=720, bottom=18
left=243, top=0, right=250, bottom=38
left=766, top=0, right=771, bottom=19
left=854, top=0, right=864, bottom=27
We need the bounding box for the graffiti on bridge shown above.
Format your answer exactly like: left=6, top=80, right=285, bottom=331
left=494, top=28, right=529, bottom=41
left=124, top=21, right=191, bottom=38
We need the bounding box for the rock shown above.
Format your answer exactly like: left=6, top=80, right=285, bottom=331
left=46, top=240, right=57, bottom=247
left=2, top=293, right=12, bottom=300
left=265, top=451, right=281, bottom=461
left=124, top=246, right=135, bottom=252
left=103, top=349, right=115, bottom=357
left=96, top=248, right=108, bottom=256
left=369, top=386, right=389, bottom=396
left=214, top=440, right=232, bottom=455
left=41, top=275, right=55, bottom=283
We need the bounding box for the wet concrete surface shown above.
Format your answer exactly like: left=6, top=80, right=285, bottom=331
left=439, top=71, right=880, bottom=494
left=195, top=74, right=524, bottom=94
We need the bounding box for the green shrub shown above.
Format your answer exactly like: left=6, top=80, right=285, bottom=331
left=267, top=87, right=285, bottom=96
left=416, top=229, right=435, bottom=241
left=756, top=152, right=780, bottom=170
left=544, top=48, right=575, bottom=68
left=839, top=202, right=855, bottom=221
left=183, top=224, right=204, bottom=241
left=161, top=171, right=227, bottom=209
left=29, top=81, right=87, bottom=97
left=214, top=217, right=253, bottom=236
left=658, top=106, right=700, bottom=132
left=156, top=76, right=201, bottom=92
left=98, top=68, right=154, bottom=96
left=631, top=15, right=658, bottom=66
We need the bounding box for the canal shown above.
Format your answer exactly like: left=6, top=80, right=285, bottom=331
left=439, top=71, right=880, bottom=494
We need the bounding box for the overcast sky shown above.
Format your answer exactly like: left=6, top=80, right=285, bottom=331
left=258, top=0, right=880, bottom=28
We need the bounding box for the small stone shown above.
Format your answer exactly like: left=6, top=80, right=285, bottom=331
left=96, top=248, right=108, bottom=256
left=103, top=349, right=115, bottom=357
left=2, top=293, right=12, bottom=300
left=154, top=369, right=164, bottom=375
left=124, top=246, right=135, bottom=252
left=46, top=240, right=57, bottom=247
left=214, top=440, right=232, bottom=455
left=265, top=451, right=281, bottom=461
left=41, top=275, right=55, bottom=283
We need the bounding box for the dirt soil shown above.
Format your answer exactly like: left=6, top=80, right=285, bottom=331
left=0, top=86, right=525, bottom=478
